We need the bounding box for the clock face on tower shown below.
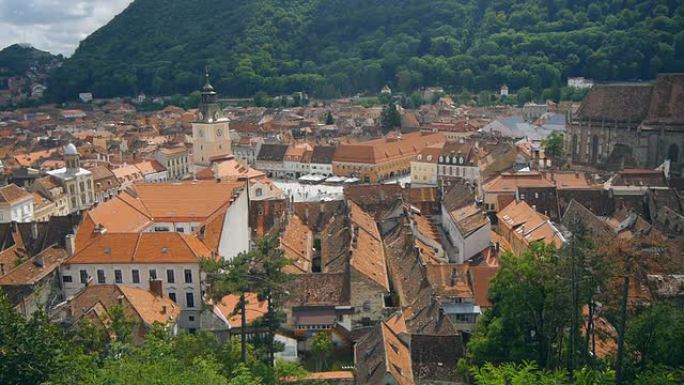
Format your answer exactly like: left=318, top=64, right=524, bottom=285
left=216, top=128, right=223, bottom=137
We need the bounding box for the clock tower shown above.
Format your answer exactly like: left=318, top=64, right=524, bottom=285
left=192, top=71, right=231, bottom=166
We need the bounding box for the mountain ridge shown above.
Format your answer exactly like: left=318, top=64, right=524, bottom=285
left=47, top=0, right=684, bottom=100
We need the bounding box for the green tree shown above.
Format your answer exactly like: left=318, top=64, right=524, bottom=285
left=203, top=237, right=292, bottom=366
left=467, top=242, right=570, bottom=369
left=472, top=362, right=614, bottom=385
left=626, top=304, right=684, bottom=373
left=0, top=291, right=95, bottom=385
left=381, top=102, right=401, bottom=133
left=85, top=353, right=231, bottom=385
left=543, top=131, right=564, bottom=165
left=311, top=332, right=333, bottom=372
left=517, top=87, right=535, bottom=105
left=324, top=111, right=334, bottom=125
left=204, top=253, right=253, bottom=362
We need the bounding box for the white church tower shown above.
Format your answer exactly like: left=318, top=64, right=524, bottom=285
left=192, top=71, right=231, bottom=166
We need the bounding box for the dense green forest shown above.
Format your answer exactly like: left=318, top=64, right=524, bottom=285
left=0, top=44, right=60, bottom=76
left=47, top=0, right=684, bottom=100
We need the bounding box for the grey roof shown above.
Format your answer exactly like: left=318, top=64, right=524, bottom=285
left=256, top=144, right=288, bottom=162
left=310, top=145, right=336, bottom=164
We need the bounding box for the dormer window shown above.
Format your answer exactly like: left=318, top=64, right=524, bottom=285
left=426, top=155, right=433, bottom=161
left=417, top=154, right=422, bottom=161
left=459, top=157, right=464, bottom=164
left=451, top=157, right=456, bottom=164
left=439, top=156, right=444, bottom=162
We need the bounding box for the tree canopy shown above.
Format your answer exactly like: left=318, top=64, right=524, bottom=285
left=47, top=0, right=684, bottom=101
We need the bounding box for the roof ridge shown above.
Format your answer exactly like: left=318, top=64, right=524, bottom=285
left=116, top=285, right=149, bottom=325
left=132, top=232, right=143, bottom=262
left=117, top=192, right=153, bottom=220
left=179, top=232, right=207, bottom=260
left=379, top=322, right=392, bottom=379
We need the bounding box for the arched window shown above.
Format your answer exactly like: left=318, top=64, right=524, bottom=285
left=439, top=156, right=444, bottom=163
left=417, top=154, right=422, bottom=161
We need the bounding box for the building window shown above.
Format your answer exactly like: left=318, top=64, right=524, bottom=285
left=62, top=275, right=73, bottom=283
left=255, top=188, right=263, bottom=197
left=167, top=269, right=175, bottom=283
left=176, top=227, right=184, bottom=233
left=114, top=269, right=123, bottom=284
left=154, top=226, right=170, bottom=232
left=169, top=292, right=177, bottom=303
left=97, top=270, right=105, bottom=284
left=79, top=270, right=88, bottom=284
left=186, top=292, right=195, bottom=308
left=132, top=269, right=140, bottom=283
left=184, top=269, right=192, bottom=283
left=149, top=269, right=157, bottom=280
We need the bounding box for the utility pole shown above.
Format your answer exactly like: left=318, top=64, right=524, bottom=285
left=615, top=268, right=631, bottom=385
left=240, top=292, right=247, bottom=362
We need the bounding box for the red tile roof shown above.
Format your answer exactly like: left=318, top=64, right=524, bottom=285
left=68, top=232, right=212, bottom=264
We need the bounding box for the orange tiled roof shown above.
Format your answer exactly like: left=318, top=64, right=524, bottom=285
left=0, top=247, right=23, bottom=276
left=130, top=181, right=243, bottom=221
left=469, top=265, right=499, bottom=307
left=158, top=146, right=187, bottom=155
left=119, top=285, right=181, bottom=326
left=113, top=164, right=144, bottom=183
left=88, top=195, right=152, bottom=231
left=384, top=311, right=407, bottom=336
left=211, top=292, right=268, bottom=328
left=349, top=201, right=389, bottom=291
left=0, top=246, right=66, bottom=285
left=281, top=214, right=312, bottom=274
left=69, top=285, right=179, bottom=327
left=381, top=322, right=414, bottom=385
left=133, top=160, right=166, bottom=175
left=334, top=131, right=445, bottom=164
left=497, top=200, right=565, bottom=249
left=425, top=264, right=473, bottom=298
left=198, top=157, right=265, bottom=181
left=412, top=214, right=440, bottom=244
left=68, top=232, right=211, bottom=264
left=0, top=184, right=32, bottom=205
left=483, top=171, right=555, bottom=193
left=14, top=149, right=56, bottom=167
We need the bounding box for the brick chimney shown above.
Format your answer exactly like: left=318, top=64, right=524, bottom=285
left=149, top=278, right=164, bottom=297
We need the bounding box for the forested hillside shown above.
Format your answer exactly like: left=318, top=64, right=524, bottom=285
left=0, top=44, right=60, bottom=76
left=48, top=0, right=684, bottom=100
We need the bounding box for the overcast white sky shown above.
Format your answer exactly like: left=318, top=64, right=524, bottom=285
left=0, top=0, right=132, bottom=56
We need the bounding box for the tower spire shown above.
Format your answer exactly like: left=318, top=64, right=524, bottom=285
left=202, top=66, right=215, bottom=93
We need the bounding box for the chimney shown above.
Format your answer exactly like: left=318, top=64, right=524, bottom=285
left=34, top=256, right=44, bottom=268
left=161, top=305, right=167, bottom=314
left=117, top=295, right=125, bottom=305
left=149, top=278, right=164, bottom=297
left=65, top=234, right=76, bottom=257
